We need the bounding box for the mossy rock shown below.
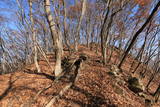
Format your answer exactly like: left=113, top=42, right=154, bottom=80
left=128, top=85, right=144, bottom=93
left=61, top=56, right=71, bottom=68
left=128, top=77, right=139, bottom=85
left=79, top=54, right=88, bottom=61
left=128, top=77, right=144, bottom=93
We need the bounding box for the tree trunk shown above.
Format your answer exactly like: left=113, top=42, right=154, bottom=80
left=100, top=0, right=111, bottom=65
left=74, top=0, right=87, bottom=51
left=44, top=0, right=63, bottom=77
left=118, top=1, right=160, bottom=68
left=131, top=28, right=149, bottom=74
left=28, top=0, right=41, bottom=73
left=2, top=52, right=6, bottom=74
left=62, top=0, right=70, bottom=50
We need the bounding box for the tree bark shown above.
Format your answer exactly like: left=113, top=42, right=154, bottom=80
left=62, top=0, right=70, bottom=50
left=100, top=0, right=111, bottom=65
left=44, top=0, right=63, bottom=77
left=74, top=0, right=87, bottom=51
left=28, top=0, right=41, bottom=73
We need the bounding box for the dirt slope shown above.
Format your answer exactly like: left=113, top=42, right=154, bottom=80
left=0, top=46, right=159, bottom=107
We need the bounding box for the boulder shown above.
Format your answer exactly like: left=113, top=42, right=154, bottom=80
left=128, top=77, right=144, bottom=93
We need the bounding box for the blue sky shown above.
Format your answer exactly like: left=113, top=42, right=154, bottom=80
left=0, top=0, right=76, bottom=30
left=0, top=0, right=18, bottom=30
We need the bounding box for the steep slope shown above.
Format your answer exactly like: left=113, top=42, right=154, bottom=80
left=0, top=46, right=159, bottom=107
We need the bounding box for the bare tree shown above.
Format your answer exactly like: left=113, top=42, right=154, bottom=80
left=0, top=36, right=6, bottom=74
left=74, top=0, right=87, bottom=51
left=62, top=0, right=70, bottom=50
left=28, top=0, right=41, bottom=73
left=118, top=1, right=160, bottom=68
left=44, top=0, right=63, bottom=77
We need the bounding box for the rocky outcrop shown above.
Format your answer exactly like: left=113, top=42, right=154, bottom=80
left=127, top=77, right=144, bottom=93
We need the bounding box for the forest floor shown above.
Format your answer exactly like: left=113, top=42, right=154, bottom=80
left=0, top=45, right=160, bottom=107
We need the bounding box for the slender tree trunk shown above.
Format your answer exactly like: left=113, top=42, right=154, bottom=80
left=2, top=52, right=6, bottom=74
left=131, top=29, right=149, bottom=74
left=118, top=1, right=160, bottom=68
left=28, top=0, right=41, bottom=73
left=44, top=0, right=63, bottom=77
left=62, top=0, right=70, bottom=50
left=75, top=0, right=87, bottom=51
left=108, top=38, right=116, bottom=63
left=100, top=0, right=111, bottom=65
left=90, top=28, right=94, bottom=50
left=86, top=32, right=90, bottom=48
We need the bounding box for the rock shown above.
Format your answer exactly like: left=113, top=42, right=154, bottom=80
left=138, top=92, right=148, bottom=98
left=116, top=78, right=126, bottom=86
left=95, top=60, right=103, bottom=63
left=128, top=77, right=144, bottom=93
left=61, top=56, right=70, bottom=68
left=138, top=93, right=153, bottom=106
left=79, top=54, right=88, bottom=61
left=107, top=71, right=118, bottom=77
left=111, top=65, right=122, bottom=74
left=113, top=85, right=124, bottom=95
left=108, top=65, right=122, bottom=78
left=145, top=99, right=153, bottom=107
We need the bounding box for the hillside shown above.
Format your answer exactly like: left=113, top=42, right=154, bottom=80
left=1, top=0, right=160, bottom=107
left=0, top=46, right=159, bottom=107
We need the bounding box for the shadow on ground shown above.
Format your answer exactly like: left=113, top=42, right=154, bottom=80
left=60, top=85, right=117, bottom=107
left=24, top=70, right=55, bottom=81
